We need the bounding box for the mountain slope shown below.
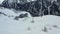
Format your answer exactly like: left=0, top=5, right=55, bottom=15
left=0, top=8, right=60, bottom=34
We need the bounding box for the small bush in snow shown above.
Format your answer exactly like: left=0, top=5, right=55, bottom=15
left=31, top=20, right=35, bottom=23
left=53, top=25, right=58, bottom=28
left=42, top=27, right=48, bottom=32
left=27, top=27, right=31, bottom=31
left=14, top=16, right=19, bottom=20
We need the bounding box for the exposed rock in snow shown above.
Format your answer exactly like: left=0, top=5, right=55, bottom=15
left=14, top=13, right=29, bottom=20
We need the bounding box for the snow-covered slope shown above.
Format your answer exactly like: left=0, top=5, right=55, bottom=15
left=0, top=8, right=60, bottom=34
left=0, top=0, right=4, bottom=4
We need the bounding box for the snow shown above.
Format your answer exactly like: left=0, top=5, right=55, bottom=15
left=0, top=7, right=31, bottom=17
left=0, top=0, right=4, bottom=4
left=0, top=8, right=60, bottom=34
left=27, top=0, right=36, bottom=2
left=0, top=8, right=16, bottom=16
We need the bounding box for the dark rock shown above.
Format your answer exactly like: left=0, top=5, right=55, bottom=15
left=14, top=13, right=28, bottom=20
left=18, top=13, right=28, bottom=18
left=14, top=16, right=19, bottom=20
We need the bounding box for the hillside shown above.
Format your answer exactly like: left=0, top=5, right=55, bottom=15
left=0, top=7, right=60, bottom=34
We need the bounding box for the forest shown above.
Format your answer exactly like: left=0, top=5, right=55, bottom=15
left=0, top=0, right=60, bottom=17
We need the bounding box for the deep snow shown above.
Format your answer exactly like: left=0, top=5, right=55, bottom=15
left=0, top=7, right=60, bottom=34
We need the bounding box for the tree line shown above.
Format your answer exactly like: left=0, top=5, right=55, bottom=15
left=0, top=0, right=60, bottom=17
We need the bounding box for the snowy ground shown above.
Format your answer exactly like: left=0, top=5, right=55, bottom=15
left=0, top=7, right=60, bottom=34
